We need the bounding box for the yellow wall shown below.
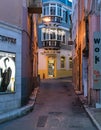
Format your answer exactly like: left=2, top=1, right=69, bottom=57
left=38, top=69, right=72, bottom=79
left=56, top=69, right=72, bottom=78
left=38, top=50, right=72, bottom=79
left=38, top=69, right=47, bottom=79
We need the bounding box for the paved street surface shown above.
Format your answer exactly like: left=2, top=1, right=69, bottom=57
left=0, top=78, right=97, bottom=130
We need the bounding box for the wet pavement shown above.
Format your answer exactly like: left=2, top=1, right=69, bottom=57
left=0, top=78, right=97, bottom=130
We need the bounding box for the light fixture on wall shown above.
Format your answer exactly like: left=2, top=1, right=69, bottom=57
left=42, top=17, right=51, bottom=22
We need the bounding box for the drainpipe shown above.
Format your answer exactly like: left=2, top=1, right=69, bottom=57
left=33, top=14, right=39, bottom=88
left=33, top=14, right=38, bottom=77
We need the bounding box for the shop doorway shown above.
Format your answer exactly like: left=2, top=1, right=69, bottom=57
left=48, top=57, right=55, bottom=78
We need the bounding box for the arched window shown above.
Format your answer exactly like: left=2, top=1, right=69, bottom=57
left=60, top=56, right=65, bottom=68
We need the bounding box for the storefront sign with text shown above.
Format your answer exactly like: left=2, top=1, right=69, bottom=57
left=0, top=34, right=16, bottom=44
left=93, top=32, right=101, bottom=89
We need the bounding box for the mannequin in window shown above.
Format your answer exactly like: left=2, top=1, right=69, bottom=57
left=0, top=58, right=12, bottom=92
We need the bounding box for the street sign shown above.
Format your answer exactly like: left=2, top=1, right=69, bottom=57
left=93, top=32, right=101, bottom=89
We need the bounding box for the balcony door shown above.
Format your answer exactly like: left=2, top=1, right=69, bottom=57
left=48, top=57, right=55, bottom=78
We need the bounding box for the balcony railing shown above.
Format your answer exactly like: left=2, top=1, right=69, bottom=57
left=28, top=0, right=42, bottom=14
left=42, top=40, right=61, bottom=50
left=42, top=16, right=62, bottom=24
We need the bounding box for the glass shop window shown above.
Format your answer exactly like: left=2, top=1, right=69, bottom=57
left=61, top=56, right=65, bottom=68
left=69, top=57, right=72, bottom=69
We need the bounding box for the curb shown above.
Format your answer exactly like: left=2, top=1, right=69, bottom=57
left=78, top=96, right=101, bottom=130
left=84, top=105, right=101, bottom=130
left=0, top=87, right=39, bottom=124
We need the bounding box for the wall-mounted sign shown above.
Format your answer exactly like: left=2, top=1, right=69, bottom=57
left=0, top=52, right=16, bottom=93
left=0, top=34, right=16, bottom=44
left=93, top=32, right=101, bottom=89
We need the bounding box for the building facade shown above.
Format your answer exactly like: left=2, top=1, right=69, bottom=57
left=38, top=0, right=72, bottom=79
left=72, top=0, right=79, bottom=91
left=72, top=0, right=101, bottom=107
left=0, top=0, right=42, bottom=113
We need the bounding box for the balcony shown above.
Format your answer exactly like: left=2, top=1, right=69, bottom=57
left=42, top=40, right=61, bottom=50
left=42, top=16, right=61, bottom=24
left=28, top=0, right=42, bottom=14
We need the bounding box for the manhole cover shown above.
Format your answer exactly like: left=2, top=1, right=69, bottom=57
left=48, top=112, right=63, bottom=116
left=69, top=125, right=82, bottom=128
left=37, top=116, right=48, bottom=127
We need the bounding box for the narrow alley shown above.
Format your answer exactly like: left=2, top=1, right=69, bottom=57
left=0, top=78, right=97, bottom=130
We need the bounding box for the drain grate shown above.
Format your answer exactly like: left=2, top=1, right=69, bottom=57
left=37, top=116, right=48, bottom=127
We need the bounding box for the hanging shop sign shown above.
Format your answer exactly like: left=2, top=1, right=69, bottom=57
left=0, top=34, right=16, bottom=44
left=93, top=32, right=101, bottom=89
left=0, top=51, right=16, bottom=93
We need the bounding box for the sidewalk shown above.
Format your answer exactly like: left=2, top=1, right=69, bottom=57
left=78, top=94, right=101, bottom=130
left=0, top=87, right=39, bottom=124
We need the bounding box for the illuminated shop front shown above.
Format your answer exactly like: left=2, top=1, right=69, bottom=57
left=0, top=52, right=15, bottom=93
left=0, top=21, right=22, bottom=113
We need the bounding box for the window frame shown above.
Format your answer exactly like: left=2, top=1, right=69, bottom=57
left=69, top=57, right=72, bottom=69
left=60, top=56, right=65, bottom=69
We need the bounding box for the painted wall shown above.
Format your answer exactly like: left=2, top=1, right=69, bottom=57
left=21, top=1, right=33, bottom=106
left=0, top=22, right=22, bottom=113
left=0, top=0, right=22, bottom=27
left=38, top=49, right=47, bottom=79
left=0, top=0, right=35, bottom=108
left=38, top=49, right=72, bottom=79
left=56, top=49, right=72, bottom=78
